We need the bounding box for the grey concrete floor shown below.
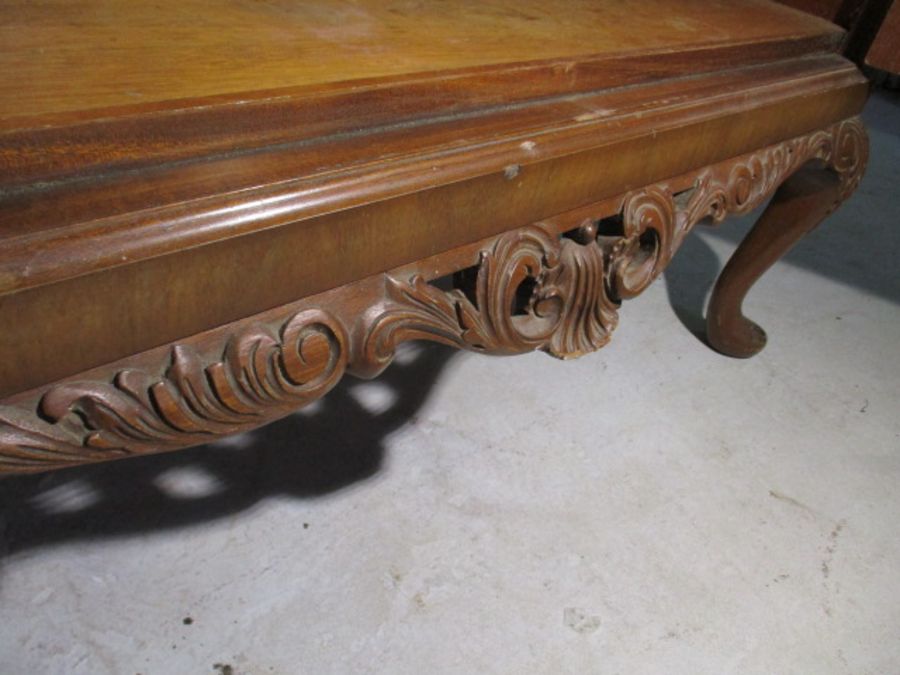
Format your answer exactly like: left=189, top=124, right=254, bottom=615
left=1, top=91, right=898, bottom=675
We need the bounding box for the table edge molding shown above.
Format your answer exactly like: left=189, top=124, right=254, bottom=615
left=0, top=117, right=867, bottom=475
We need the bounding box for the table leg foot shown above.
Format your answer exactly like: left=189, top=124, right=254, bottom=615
left=707, top=165, right=851, bottom=358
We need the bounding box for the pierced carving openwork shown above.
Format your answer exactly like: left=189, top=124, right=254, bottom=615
left=0, top=118, right=868, bottom=473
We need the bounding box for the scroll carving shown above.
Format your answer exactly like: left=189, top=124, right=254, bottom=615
left=0, top=118, right=868, bottom=474
left=681, top=117, right=867, bottom=229
left=361, top=225, right=617, bottom=373
left=1, top=310, right=348, bottom=469
left=365, top=118, right=867, bottom=370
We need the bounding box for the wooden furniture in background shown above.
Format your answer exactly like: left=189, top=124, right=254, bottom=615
left=867, top=2, right=900, bottom=73
left=0, top=0, right=869, bottom=474
left=778, top=0, right=899, bottom=73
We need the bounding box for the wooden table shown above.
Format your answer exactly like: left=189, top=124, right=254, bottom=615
left=0, top=0, right=869, bottom=474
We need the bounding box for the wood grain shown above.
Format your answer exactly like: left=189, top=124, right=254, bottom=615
left=0, top=0, right=841, bottom=123
left=0, top=71, right=868, bottom=399
left=708, top=169, right=844, bottom=357
left=0, top=118, right=867, bottom=474
left=0, top=0, right=871, bottom=473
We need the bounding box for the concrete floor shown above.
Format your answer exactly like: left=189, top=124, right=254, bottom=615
left=1, top=91, right=898, bottom=675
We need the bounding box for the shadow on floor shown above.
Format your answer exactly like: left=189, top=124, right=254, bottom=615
left=2, top=93, right=896, bottom=562
left=661, top=225, right=724, bottom=345
left=0, top=343, right=457, bottom=559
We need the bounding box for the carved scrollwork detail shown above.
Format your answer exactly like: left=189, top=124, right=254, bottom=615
left=542, top=235, right=619, bottom=359
left=683, top=117, right=867, bottom=227
left=608, top=186, right=675, bottom=300
left=360, top=226, right=560, bottom=369
left=361, top=225, right=618, bottom=373
left=0, top=117, right=869, bottom=474
left=0, top=406, right=111, bottom=471
left=0, top=309, right=347, bottom=470
left=831, top=118, right=868, bottom=200
left=364, top=118, right=868, bottom=372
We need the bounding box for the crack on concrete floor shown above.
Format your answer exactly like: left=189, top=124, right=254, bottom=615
left=822, top=519, right=846, bottom=617
left=768, top=489, right=813, bottom=513
left=821, top=520, right=845, bottom=580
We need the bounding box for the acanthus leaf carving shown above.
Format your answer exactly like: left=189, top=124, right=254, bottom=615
left=362, top=226, right=567, bottom=374
left=363, top=119, right=867, bottom=370
left=362, top=224, right=620, bottom=370
left=0, top=117, right=869, bottom=473
left=28, top=309, right=348, bottom=458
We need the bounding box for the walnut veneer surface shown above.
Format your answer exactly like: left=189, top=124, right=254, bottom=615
left=0, top=0, right=869, bottom=473
left=1, top=0, right=842, bottom=121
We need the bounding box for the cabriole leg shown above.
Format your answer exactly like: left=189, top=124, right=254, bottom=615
left=707, top=165, right=847, bottom=358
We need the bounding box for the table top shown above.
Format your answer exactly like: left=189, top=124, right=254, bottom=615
left=0, top=0, right=866, bottom=399
left=1, top=0, right=839, bottom=125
